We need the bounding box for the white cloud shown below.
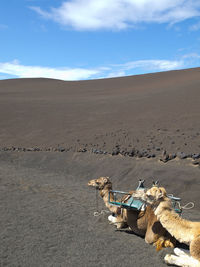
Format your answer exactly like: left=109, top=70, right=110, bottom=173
left=182, top=53, right=200, bottom=59
left=106, top=70, right=126, bottom=78
left=114, top=59, right=183, bottom=72
left=189, top=21, right=200, bottom=31
left=0, top=60, right=101, bottom=81
left=0, top=58, right=187, bottom=81
left=30, top=0, right=200, bottom=30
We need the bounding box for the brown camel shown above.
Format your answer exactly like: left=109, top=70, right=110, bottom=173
left=88, top=176, right=175, bottom=251
left=133, top=186, right=200, bottom=267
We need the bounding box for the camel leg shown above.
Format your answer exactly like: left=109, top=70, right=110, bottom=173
left=165, top=254, right=200, bottom=267
left=190, top=236, right=200, bottom=262
left=164, top=248, right=200, bottom=267
left=174, top=248, right=189, bottom=256
left=153, top=237, right=165, bottom=251
left=108, top=215, right=127, bottom=229
left=153, top=236, right=175, bottom=251
left=146, top=220, right=175, bottom=251
left=108, top=215, right=117, bottom=223
left=144, top=222, right=159, bottom=244
left=153, top=237, right=172, bottom=251
left=145, top=220, right=165, bottom=246
left=163, top=233, right=176, bottom=249
left=164, top=253, right=187, bottom=266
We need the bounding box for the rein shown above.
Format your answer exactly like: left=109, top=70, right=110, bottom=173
left=167, top=194, right=195, bottom=211
left=96, top=188, right=99, bottom=211
left=93, top=188, right=110, bottom=217
left=177, top=201, right=195, bottom=210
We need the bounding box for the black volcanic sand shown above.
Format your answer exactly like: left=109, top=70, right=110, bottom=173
left=0, top=68, right=200, bottom=157
left=0, top=68, right=200, bottom=266
left=1, top=151, right=200, bottom=267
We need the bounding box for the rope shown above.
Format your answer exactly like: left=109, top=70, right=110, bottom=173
left=177, top=201, right=195, bottom=210
left=93, top=210, right=110, bottom=217
left=168, top=194, right=195, bottom=210
left=96, top=188, right=99, bottom=212
left=93, top=188, right=110, bottom=217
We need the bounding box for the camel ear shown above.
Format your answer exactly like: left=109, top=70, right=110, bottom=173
left=152, top=180, right=159, bottom=187
left=103, top=177, right=109, bottom=183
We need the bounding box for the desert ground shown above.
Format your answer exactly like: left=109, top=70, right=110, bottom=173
left=0, top=67, right=200, bottom=266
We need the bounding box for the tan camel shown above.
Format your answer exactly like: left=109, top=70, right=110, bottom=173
left=133, top=186, right=200, bottom=267
left=88, top=176, right=175, bottom=251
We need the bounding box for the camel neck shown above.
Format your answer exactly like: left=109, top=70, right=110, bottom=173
left=100, top=187, right=119, bottom=214
left=100, top=184, right=111, bottom=197
left=154, top=199, right=193, bottom=244
left=154, top=199, right=173, bottom=215
left=100, top=188, right=109, bottom=198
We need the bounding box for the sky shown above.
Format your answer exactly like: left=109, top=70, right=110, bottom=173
left=0, top=0, right=200, bottom=80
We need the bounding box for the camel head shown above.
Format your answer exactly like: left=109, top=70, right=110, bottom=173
left=133, top=186, right=167, bottom=205
left=88, top=176, right=112, bottom=190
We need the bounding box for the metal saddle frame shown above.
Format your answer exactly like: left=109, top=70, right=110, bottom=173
left=108, top=179, right=182, bottom=214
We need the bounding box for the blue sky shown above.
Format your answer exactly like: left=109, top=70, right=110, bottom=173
left=0, top=0, right=200, bottom=80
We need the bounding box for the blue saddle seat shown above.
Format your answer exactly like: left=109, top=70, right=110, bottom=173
left=121, top=196, right=144, bottom=210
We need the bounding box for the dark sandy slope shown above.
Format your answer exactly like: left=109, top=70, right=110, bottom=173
left=0, top=67, right=200, bottom=155
left=0, top=68, right=200, bottom=267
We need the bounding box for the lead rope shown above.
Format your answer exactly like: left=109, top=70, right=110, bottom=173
left=177, top=201, right=195, bottom=210
left=167, top=194, right=195, bottom=211
left=94, top=188, right=99, bottom=216
left=93, top=189, right=110, bottom=217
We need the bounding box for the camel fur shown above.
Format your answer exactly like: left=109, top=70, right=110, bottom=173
left=88, top=177, right=175, bottom=251
left=133, top=186, right=200, bottom=267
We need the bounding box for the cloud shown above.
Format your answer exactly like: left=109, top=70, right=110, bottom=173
left=0, top=60, right=101, bottom=80
left=100, top=59, right=184, bottom=78
left=0, top=58, right=188, bottom=81
left=182, top=53, right=200, bottom=59
left=189, top=21, right=200, bottom=31
left=114, top=59, right=183, bottom=72
left=30, top=0, right=200, bottom=30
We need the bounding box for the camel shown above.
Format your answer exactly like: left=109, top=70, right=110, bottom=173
left=88, top=176, right=175, bottom=251
left=132, top=186, right=200, bottom=267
